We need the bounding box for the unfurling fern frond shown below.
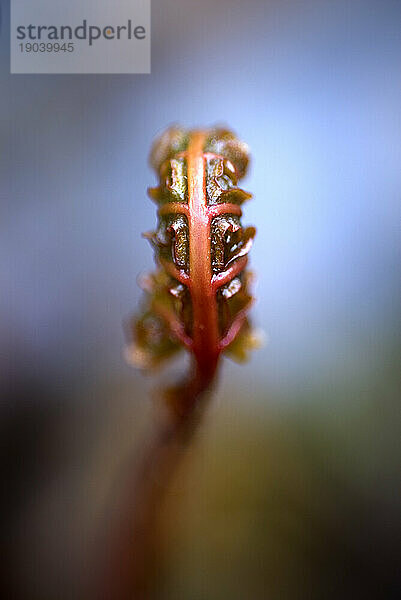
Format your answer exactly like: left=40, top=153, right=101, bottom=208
left=127, top=126, right=259, bottom=390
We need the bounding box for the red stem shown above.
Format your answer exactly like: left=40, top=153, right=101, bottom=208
left=97, top=361, right=217, bottom=600
left=97, top=131, right=250, bottom=599
left=187, top=131, right=221, bottom=378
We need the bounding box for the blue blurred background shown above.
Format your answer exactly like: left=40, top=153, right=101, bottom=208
left=1, top=0, right=400, bottom=598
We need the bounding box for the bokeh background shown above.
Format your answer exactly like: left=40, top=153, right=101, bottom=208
left=1, top=0, right=400, bottom=598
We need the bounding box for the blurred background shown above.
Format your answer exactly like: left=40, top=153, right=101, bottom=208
left=1, top=0, right=400, bottom=597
